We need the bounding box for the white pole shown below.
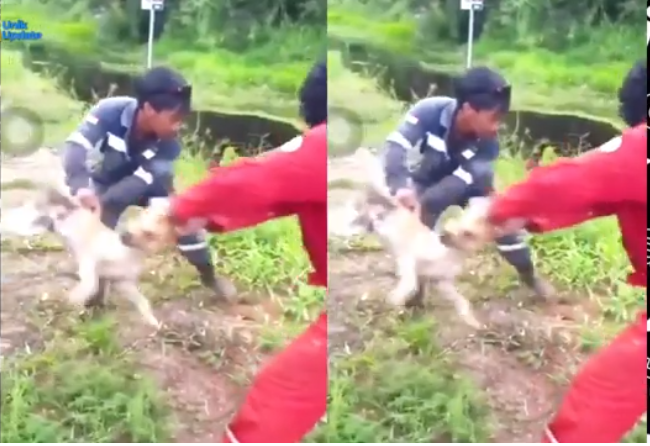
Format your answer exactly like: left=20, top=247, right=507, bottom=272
left=466, top=6, right=475, bottom=68
left=147, top=9, right=156, bottom=68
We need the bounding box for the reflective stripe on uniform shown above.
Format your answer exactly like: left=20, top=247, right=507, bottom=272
left=453, top=166, right=473, bottom=185
left=496, top=241, right=528, bottom=252
left=67, top=131, right=94, bottom=151
left=224, top=426, right=239, bottom=443
left=544, top=426, right=560, bottom=443
left=107, top=132, right=127, bottom=153
left=386, top=131, right=414, bottom=150
left=177, top=241, right=208, bottom=252
left=133, top=167, right=154, bottom=185
left=426, top=133, right=447, bottom=153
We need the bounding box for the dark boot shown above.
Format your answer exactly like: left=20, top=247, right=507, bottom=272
left=496, top=234, right=555, bottom=300
left=176, top=234, right=237, bottom=302
left=197, top=264, right=237, bottom=302
left=519, top=268, right=555, bottom=300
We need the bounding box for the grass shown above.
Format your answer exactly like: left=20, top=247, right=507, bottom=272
left=2, top=2, right=325, bottom=119
left=326, top=2, right=641, bottom=123
left=1, top=318, right=168, bottom=443
left=317, top=317, right=490, bottom=442
left=2, top=29, right=321, bottom=445
left=324, top=47, right=646, bottom=442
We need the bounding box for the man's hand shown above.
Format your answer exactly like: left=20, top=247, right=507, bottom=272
left=486, top=198, right=532, bottom=235
left=75, top=188, right=100, bottom=213
left=394, top=188, right=418, bottom=211
left=159, top=197, right=209, bottom=236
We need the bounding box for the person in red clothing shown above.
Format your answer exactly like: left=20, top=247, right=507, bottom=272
left=168, top=60, right=328, bottom=443
left=487, top=60, right=647, bottom=443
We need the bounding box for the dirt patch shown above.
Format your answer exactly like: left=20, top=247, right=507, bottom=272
left=137, top=341, right=239, bottom=443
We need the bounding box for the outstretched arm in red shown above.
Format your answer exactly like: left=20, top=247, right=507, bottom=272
left=489, top=127, right=646, bottom=231
left=170, top=126, right=327, bottom=226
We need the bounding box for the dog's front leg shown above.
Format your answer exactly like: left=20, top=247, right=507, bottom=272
left=68, top=257, right=100, bottom=307
left=114, top=280, right=161, bottom=329
left=387, top=255, right=419, bottom=306
left=434, top=280, right=482, bottom=328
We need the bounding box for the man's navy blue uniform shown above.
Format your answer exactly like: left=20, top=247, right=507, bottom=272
left=64, top=96, right=180, bottom=217
left=382, top=67, right=551, bottom=297
left=62, top=67, right=234, bottom=300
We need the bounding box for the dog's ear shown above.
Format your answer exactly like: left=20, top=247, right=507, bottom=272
left=44, top=187, right=78, bottom=211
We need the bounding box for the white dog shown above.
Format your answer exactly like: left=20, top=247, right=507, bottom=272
left=339, top=148, right=501, bottom=328
left=0, top=188, right=190, bottom=328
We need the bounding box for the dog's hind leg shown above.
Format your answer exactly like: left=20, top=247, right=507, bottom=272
left=68, top=257, right=100, bottom=307
left=85, top=278, right=109, bottom=308
left=387, top=256, right=419, bottom=306
left=434, top=280, right=482, bottom=328
left=406, top=277, right=428, bottom=308
left=114, top=280, right=160, bottom=328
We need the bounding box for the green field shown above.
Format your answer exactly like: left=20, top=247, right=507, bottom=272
left=1, top=1, right=324, bottom=441
left=324, top=1, right=645, bottom=442
left=2, top=2, right=324, bottom=119
left=327, top=0, right=641, bottom=123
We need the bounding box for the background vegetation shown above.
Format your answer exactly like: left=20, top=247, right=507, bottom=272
left=328, top=0, right=641, bottom=121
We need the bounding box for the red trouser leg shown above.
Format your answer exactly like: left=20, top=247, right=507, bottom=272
left=222, top=312, right=328, bottom=443
left=542, top=312, right=647, bottom=443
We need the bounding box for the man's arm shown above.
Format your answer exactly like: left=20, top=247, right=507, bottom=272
left=489, top=128, right=646, bottom=229
left=384, top=99, right=442, bottom=192
left=100, top=141, right=180, bottom=210
left=171, top=124, right=326, bottom=224
left=62, top=104, right=112, bottom=193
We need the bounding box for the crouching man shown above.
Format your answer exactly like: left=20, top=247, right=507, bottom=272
left=382, top=66, right=552, bottom=301
left=62, top=66, right=235, bottom=300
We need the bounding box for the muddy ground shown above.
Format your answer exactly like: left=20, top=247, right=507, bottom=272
left=327, top=151, right=593, bottom=442
left=0, top=149, right=278, bottom=441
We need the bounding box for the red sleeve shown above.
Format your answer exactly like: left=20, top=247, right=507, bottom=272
left=171, top=124, right=327, bottom=225
left=490, top=126, right=646, bottom=231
